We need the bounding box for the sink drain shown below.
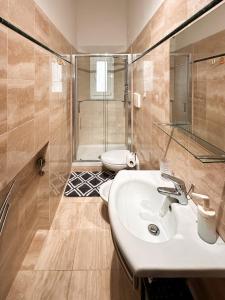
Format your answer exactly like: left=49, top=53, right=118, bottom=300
left=148, top=224, right=160, bottom=236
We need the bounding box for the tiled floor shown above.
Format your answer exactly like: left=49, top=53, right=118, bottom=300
left=7, top=194, right=140, bottom=300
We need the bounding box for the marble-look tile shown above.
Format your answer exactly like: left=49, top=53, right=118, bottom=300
left=73, top=229, right=114, bottom=270
left=7, top=271, right=72, bottom=300
left=0, top=133, right=7, bottom=190
left=0, top=0, right=8, bottom=19
left=7, top=120, right=35, bottom=181
left=0, top=25, right=7, bottom=79
left=8, top=30, right=35, bottom=80
left=8, top=0, right=35, bottom=36
left=150, top=2, right=166, bottom=46
left=187, top=0, right=212, bottom=17
left=164, top=0, right=187, bottom=34
left=35, top=230, right=78, bottom=271
left=34, top=110, right=49, bottom=151
left=34, top=48, right=50, bottom=114
left=0, top=80, right=7, bottom=135
left=35, top=6, right=50, bottom=46
left=7, top=80, right=34, bottom=130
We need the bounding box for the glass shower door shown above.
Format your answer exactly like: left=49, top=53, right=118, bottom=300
left=74, top=55, right=128, bottom=161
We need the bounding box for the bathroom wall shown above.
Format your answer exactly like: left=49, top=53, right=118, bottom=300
left=129, top=1, right=225, bottom=298
left=0, top=1, right=73, bottom=298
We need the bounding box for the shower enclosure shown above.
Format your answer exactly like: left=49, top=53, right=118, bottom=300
left=72, top=55, right=131, bottom=162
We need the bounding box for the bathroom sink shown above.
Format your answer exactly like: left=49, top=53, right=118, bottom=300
left=108, top=170, right=225, bottom=278
left=114, top=177, right=177, bottom=243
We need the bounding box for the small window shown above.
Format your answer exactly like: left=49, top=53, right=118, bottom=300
left=52, top=62, right=63, bottom=93
left=90, top=57, right=114, bottom=99
left=96, top=60, right=107, bottom=92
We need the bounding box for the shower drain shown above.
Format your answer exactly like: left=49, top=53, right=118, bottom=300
left=148, top=224, right=160, bottom=236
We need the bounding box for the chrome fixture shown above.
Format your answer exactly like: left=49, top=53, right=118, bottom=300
left=36, top=157, right=46, bottom=176
left=148, top=224, right=160, bottom=236
left=157, top=173, right=188, bottom=205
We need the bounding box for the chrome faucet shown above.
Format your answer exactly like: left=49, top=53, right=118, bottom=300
left=157, top=173, right=188, bottom=205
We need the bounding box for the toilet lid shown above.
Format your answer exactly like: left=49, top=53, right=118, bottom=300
left=101, top=150, right=130, bottom=165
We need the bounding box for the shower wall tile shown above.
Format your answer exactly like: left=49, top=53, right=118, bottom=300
left=8, top=0, right=35, bottom=36
left=0, top=80, right=7, bottom=135
left=187, top=0, right=212, bottom=17
left=0, top=0, right=8, bottom=19
left=0, top=133, right=7, bottom=190
left=7, top=80, right=35, bottom=130
left=164, top=0, right=187, bottom=34
left=8, top=30, right=35, bottom=80
left=0, top=26, right=7, bottom=79
left=34, top=48, right=50, bottom=114
left=35, top=6, right=50, bottom=46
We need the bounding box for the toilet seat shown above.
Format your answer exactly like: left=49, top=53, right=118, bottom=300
left=101, top=150, right=130, bottom=171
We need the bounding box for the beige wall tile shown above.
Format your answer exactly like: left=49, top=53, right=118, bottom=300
left=187, top=0, right=212, bottom=17
left=8, top=0, right=35, bottom=36
left=0, top=133, right=7, bottom=190
left=0, top=0, right=8, bottom=19
left=7, top=80, right=34, bottom=130
left=35, top=6, right=50, bottom=46
left=7, top=120, right=35, bottom=181
left=0, top=80, right=7, bottom=135
left=35, top=48, right=50, bottom=114
left=0, top=25, right=7, bottom=79
left=8, top=30, right=35, bottom=80
left=34, top=110, right=49, bottom=152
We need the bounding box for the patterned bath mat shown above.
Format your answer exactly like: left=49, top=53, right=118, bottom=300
left=64, top=171, right=115, bottom=197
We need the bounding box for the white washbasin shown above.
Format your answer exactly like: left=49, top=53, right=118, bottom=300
left=115, top=179, right=176, bottom=243
left=108, top=170, right=225, bottom=278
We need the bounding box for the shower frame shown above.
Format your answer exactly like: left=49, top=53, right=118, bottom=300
left=72, top=54, right=132, bottom=162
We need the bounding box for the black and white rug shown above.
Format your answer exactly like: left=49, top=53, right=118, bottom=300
left=64, top=171, right=115, bottom=197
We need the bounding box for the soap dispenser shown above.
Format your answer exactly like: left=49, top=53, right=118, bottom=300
left=191, top=193, right=217, bottom=244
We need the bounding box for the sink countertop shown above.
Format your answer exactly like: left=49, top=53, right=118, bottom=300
left=108, top=170, right=225, bottom=278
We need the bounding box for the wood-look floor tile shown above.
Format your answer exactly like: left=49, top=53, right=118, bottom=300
left=61, top=195, right=102, bottom=204
left=21, top=230, right=48, bottom=270
left=68, top=269, right=140, bottom=300
left=79, top=202, right=110, bottom=230
left=73, top=229, right=115, bottom=270
left=35, top=230, right=78, bottom=271
left=7, top=271, right=71, bottom=300
left=51, top=202, right=83, bottom=230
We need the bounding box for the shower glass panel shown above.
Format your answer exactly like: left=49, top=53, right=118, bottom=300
left=74, top=55, right=129, bottom=161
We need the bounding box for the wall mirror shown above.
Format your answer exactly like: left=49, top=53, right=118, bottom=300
left=167, top=2, right=225, bottom=162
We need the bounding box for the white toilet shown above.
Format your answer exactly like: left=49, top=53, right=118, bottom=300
left=101, top=150, right=131, bottom=171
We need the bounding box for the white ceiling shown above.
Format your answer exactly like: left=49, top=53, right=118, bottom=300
left=34, top=0, right=164, bottom=53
